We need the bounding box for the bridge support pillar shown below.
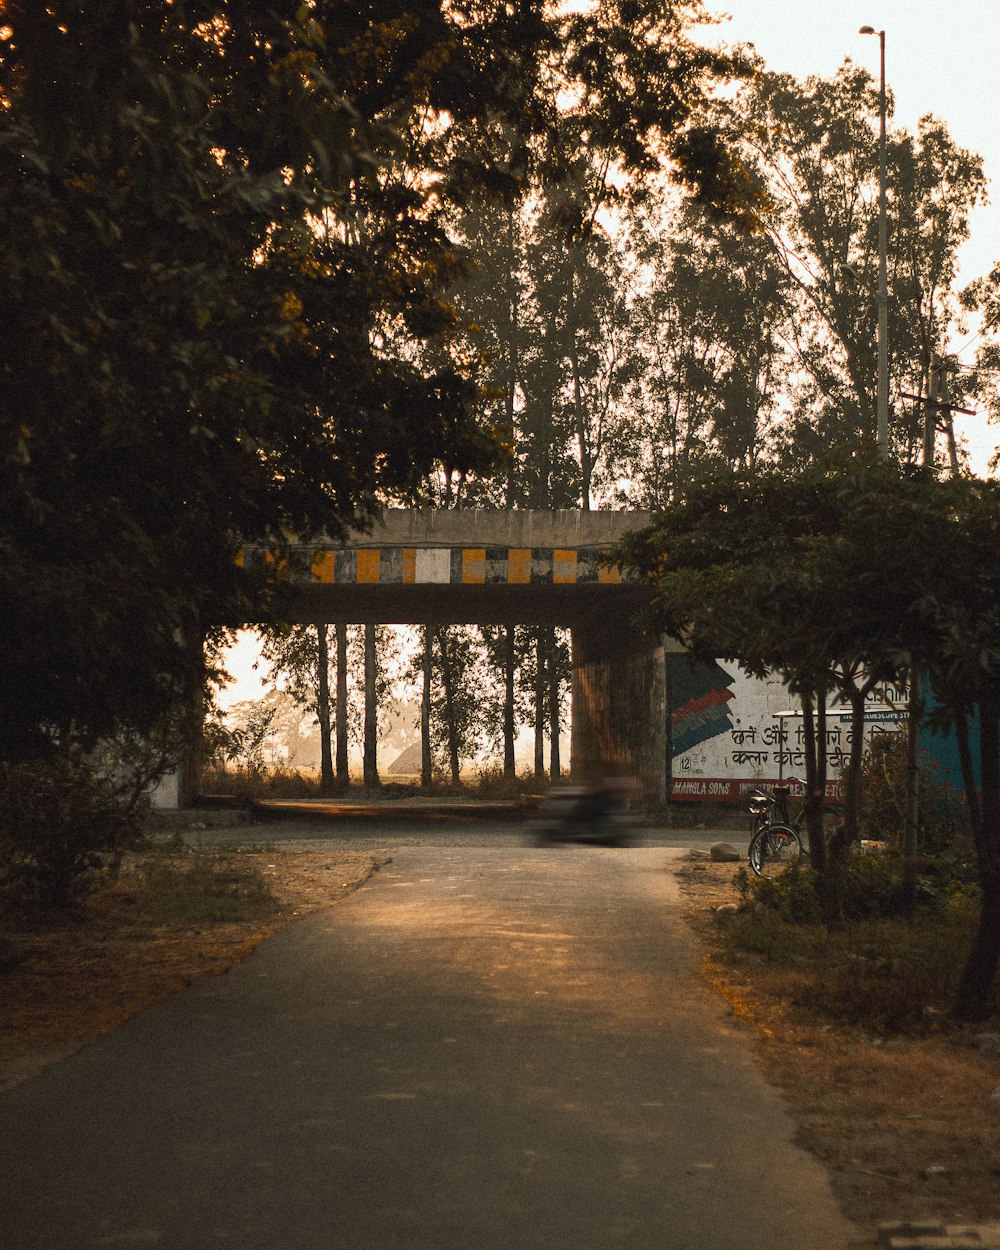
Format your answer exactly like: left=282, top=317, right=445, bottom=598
left=570, top=620, right=667, bottom=805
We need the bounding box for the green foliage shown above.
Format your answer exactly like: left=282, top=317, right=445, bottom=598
left=137, top=856, right=280, bottom=926
left=0, top=1, right=503, bottom=762
left=734, top=863, right=820, bottom=924
left=725, top=864, right=982, bottom=1032
left=737, top=841, right=972, bottom=926
left=0, top=759, right=145, bottom=908
left=859, top=731, right=971, bottom=857
left=730, top=60, right=986, bottom=456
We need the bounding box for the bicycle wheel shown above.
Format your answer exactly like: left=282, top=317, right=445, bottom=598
left=748, top=824, right=803, bottom=876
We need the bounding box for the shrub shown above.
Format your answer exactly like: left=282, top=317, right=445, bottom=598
left=0, top=757, right=145, bottom=907
left=735, top=863, right=822, bottom=925
left=735, top=849, right=961, bottom=926
left=859, top=731, right=970, bottom=856
left=137, top=855, right=280, bottom=925
left=200, top=762, right=324, bottom=801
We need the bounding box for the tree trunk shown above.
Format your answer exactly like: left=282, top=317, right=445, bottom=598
left=438, top=628, right=461, bottom=785
left=534, top=632, right=545, bottom=780
left=902, top=664, right=924, bottom=918
left=548, top=627, right=561, bottom=781
left=363, top=623, right=379, bottom=787
left=955, top=706, right=983, bottom=840
left=421, top=625, right=433, bottom=787
left=315, top=624, right=334, bottom=794
left=503, top=626, right=516, bottom=780
left=955, top=695, right=1000, bottom=1021
left=801, top=690, right=827, bottom=877
left=821, top=682, right=867, bottom=927
left=335, top=623, right=349, bottom=785
left=504, top=209, right=521, bottom=509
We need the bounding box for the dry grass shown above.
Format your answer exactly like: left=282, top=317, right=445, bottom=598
left=677, top=857, right=1000, bottom=1229
left=0, top=847, right=388, bottom=1092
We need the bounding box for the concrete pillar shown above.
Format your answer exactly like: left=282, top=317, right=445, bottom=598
left=570, top=617, right=667, bottom=804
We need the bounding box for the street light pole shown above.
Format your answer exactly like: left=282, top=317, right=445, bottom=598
left=860, top=25, right=889, bottom=457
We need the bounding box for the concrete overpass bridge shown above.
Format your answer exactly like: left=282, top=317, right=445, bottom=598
left=237, top=509, right=669, bottom=802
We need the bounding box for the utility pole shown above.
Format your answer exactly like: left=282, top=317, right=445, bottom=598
left=860, top=26, right=889, bottom=456
left=922, top=355, right=942, bottom=466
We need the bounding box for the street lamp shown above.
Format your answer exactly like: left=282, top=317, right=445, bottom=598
left=859, top=25, right=889, bottom=457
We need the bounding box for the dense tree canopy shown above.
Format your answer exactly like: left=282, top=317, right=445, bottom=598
left=1, top=0, right=750, bottom=760
left=620, top=459, right=1000, bottom=1018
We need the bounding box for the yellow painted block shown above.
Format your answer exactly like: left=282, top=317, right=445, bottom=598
left=402, top=548, right=416, bottom=583
left=598, top=562, right=622, bottom=585
left=508, top=548, right=531, bottom=584
left=462, top=548, right=486, bottom=583
left=356, top=549, right=381, bottom=583
left=553, top=548, right=577, bottom=584
left=311, top=550, right=335, bottom=583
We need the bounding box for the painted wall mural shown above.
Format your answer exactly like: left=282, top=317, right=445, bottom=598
left=668, top=655, right=909, bottom=803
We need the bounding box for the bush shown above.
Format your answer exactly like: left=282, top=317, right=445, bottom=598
left=790, top=895, right=980, bottom=1032
left=200, top=762, right=325, bottom=801
left=735, top=863, right=822, bottom=925
left=0, top=757, right=145, bottom=907
left=859, top=731, right=970, bottom=856
left=725, top=861, right=981, bottom=1031
left=735, top=849, right=963, bottom=926
left=137, top=855, right=280, bottom=925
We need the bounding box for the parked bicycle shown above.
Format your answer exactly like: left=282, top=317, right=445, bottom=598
left=746, top=782, right=807, bottom=876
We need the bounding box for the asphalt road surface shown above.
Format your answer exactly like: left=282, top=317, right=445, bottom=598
left=0, top=840, right=862, bottom=1250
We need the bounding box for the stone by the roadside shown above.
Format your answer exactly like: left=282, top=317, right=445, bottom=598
left=879, top=1221, right=962, bottom=1241
left=878, top=1222, right=984, bottom=1249
left=972, top=1032, right=1000, bottom=1058
left=710, top=842, right=741, bottom=862
left=715, top=902, right=740, bottom=916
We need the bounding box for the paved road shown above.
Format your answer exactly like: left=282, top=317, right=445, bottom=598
left=0, top=845, right=862, bottom=1250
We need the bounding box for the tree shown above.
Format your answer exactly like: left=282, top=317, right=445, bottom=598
left=729, top=60, right=986, bottom=457
left=426, top=627, right=490, bottom=784
left=258, top=626, right=339, bottom=793
left=621, top=458, right=1000, bottom=1019
left=607, top=202, right=791, bottom=505
left=619, top=457, right=921, bottom=922
left=0, top=1, right=504, bottom=763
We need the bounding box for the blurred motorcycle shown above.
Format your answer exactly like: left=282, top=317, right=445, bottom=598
left=527, top=780, right=641, bottom=848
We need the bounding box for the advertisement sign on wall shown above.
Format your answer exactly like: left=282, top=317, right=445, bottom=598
left=668, top=656, right=908, bottom=803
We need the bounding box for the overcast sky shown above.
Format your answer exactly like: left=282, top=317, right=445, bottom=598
left=698, top=0, right=1000, bottom=467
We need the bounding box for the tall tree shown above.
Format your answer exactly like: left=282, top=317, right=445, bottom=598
left=621, top=458, right=1000, bottom=1019
left=606, top=204, right=789, bottom=505
left=731, top=59, right=986, bottom=457
left=0, top=0, right=504, bottom=762
left=426, top=627, right=489, bottom=785
left=259, top=626, right=339, bottom=792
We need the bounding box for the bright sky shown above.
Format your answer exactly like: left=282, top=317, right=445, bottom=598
left=700, top=0, right=1000, bottom=469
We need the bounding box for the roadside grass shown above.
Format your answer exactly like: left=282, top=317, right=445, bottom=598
left=713, top=861, right=990, bottom=1035
left=0, top=845, right=386, bottom=1093
left=136, top=853, right=283, bottom=926
left=680, top=853, right=1000, bottom=1229
left=718, top=892, right=981, bottom=1035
